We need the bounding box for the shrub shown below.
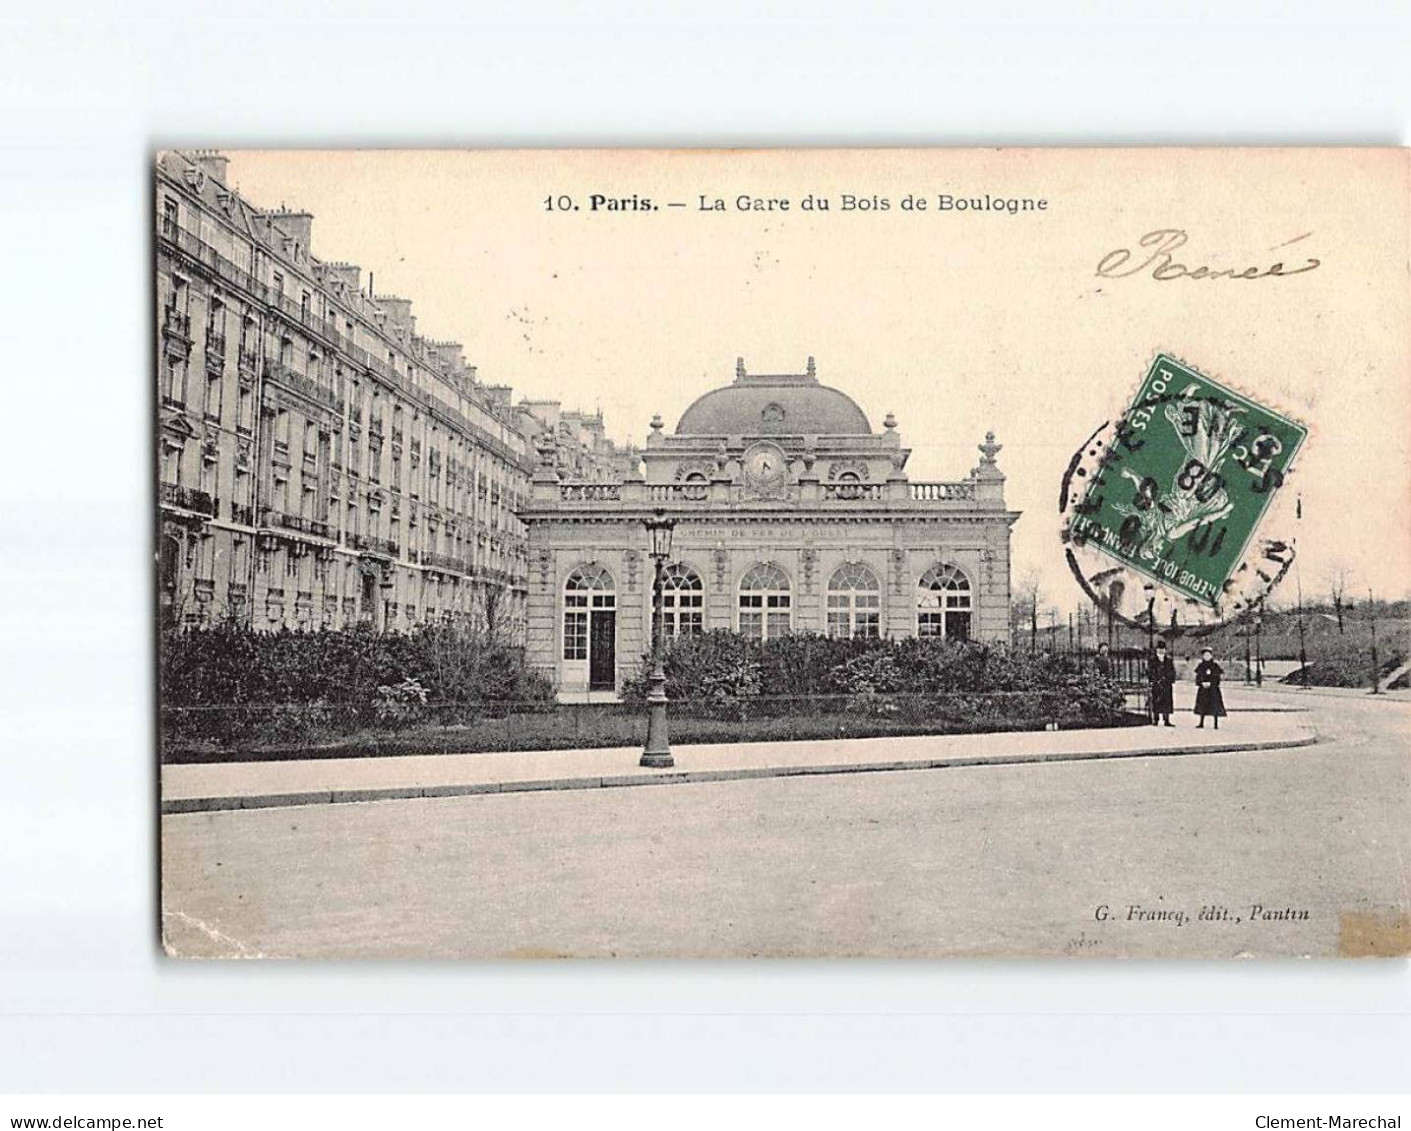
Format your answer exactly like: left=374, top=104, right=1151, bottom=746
left=623, top=630, right=1125, bottom=726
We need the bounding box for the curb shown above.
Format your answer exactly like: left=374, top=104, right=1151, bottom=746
left=162, top=732, right=1319, bottom=815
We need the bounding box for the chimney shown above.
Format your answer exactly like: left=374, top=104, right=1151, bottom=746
left=483, top=384, right=514, bottom=407
left=375, top=295, right=414, bottom=332
left=190, top=149, right=229, bottom=185
left=269, top=208, right=314, bottom=252
left=325, top=262, right=362, bottom=293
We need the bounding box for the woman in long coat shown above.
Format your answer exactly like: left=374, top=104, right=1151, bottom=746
left=1193, top=647, right=1227, bottom=729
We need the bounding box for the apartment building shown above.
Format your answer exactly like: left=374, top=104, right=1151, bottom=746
left=155, top=149, right=622, bottom=638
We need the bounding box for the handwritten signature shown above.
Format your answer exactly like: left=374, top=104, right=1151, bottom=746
left=1096, top=228, right=1320, bottom=282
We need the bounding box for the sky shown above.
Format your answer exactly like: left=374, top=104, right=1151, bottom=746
left=220, top=149, right=1411, bottom=615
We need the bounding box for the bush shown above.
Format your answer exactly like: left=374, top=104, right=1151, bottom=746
left=622, top=631, right=1125, bottom=726
left=160, top=621, right=555, bottom=750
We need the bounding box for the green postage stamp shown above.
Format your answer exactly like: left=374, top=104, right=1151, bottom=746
left=1068, top=355, right=1308, bottom=608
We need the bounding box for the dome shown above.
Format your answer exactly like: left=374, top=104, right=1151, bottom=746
left=675, top=357, right=872, bottom=436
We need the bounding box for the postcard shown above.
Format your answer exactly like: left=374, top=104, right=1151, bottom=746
left=157, top=148, right=1410, bottom=958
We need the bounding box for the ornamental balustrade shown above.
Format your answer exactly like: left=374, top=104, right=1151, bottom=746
left=559, top=483, right=622, bottom=502
left=909, top=481, right=976, bottom=501
left=821, top=481, right=886, bottom=501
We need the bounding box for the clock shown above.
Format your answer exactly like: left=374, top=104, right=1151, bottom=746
left=742, top=441, right=789, bottom=494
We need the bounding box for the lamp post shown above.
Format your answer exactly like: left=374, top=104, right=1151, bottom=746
left=640, top=510, right=676, bottom=768
left=1369, top=586, right=1382, bottom=695
left=1243, top=620, right=1253, bottom=684
left=1143, top=580, right=1156, bottom=655
left=1254, top=604, right=1264, bottom=688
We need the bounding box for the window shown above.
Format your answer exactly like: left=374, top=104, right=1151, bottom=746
left=827, top=561, right=881, bottom=638
left=917, top=564, right=972, bottom=640
left=164, top=357, right=186, bottom=406
left=162, top=197, right=179, bottom=238
left=738, top=562, right=791, bottom=640
left=162, top=442, right=182, bottom=485
left=660, top=563, right=704, bottom=636
left=563, top=564, right=615, bottom=661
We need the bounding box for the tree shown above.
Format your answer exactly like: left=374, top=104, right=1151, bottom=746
left=1011, top=570, right=1042, bottom=653
left=1327, top=565, right=1353, bottom=634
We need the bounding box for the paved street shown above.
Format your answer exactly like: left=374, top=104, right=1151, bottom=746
left=161, top=688, right=1410, bottom=959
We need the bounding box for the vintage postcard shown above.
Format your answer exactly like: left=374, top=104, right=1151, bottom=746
left=156, top=148, right=1410, bottom=958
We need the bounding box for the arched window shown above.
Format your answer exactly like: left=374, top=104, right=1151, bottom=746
left=917, top=564, right=972, bottom=640
left=835, top=469, right=863, bottom=500
left=661, top=563, right=704, bottom=636
left=563, top=564, right=615, bottom=660
left=827, top=561, right=881, bottom=638
left=680, top=472, right=709, bottom=501
left=738, top=562, right=791, bottom=640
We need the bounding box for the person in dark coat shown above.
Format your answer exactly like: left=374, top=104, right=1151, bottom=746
left=1148, top=639, right=1176, bottom=726
left=1194, top=647, right=1227, bottom=729
left=1094, top=642, right=1114, bottom=678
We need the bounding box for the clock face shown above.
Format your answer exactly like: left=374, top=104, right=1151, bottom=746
left=743, top=442, right=788, bottom=490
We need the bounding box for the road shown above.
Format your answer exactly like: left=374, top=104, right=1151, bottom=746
left=160, top=688, right=1410, bottom=958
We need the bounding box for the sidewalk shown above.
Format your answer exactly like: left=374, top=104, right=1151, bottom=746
left=162, top=710, right=1319, bottom=814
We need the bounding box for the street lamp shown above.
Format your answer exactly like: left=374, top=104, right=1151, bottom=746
left=1369, top=586, right=1383, bottom=695
left=1142, top=580, right=1156, bottom=655
left=1254, top=604, right=1264, bottom=687
left=640, top=509, right=677, bottom=768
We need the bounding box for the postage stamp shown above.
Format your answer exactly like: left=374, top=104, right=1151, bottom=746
left=1065, top=354, right=1307, bottom=610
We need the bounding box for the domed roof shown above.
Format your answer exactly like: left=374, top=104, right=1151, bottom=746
left=675, top=357, right=872, bottom=436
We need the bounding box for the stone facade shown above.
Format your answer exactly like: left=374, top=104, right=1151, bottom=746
left=155, top=150, right=624, bottom=636
left=519, top=358, right=1020, bottom=697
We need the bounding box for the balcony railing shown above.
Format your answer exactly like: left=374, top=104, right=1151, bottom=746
left=910, top=481, right=976, bottom=501
left=350, top=532, right=399, bottom=558
left=822, top=481, right=886, bottom=501
left=648, top=482, right=709, bottom=503
left=231, top=502, right=255, bottom=526
left=262, top=509, right=331, bottom=540
left=421, top=551, right=469, bottom=574
left=206, top=330, right=227, bottom=357
left=162, top=306, right=191, bottom=340
left=159, top=482, right=216, bottom=517
left=560, top=483, right=621, bottom=502
left=263, top=359, right=346, bottom=414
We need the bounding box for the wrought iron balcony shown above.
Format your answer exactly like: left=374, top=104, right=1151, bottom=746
left=231, top=502, right=255, bottom=526
left=350, top=532, right=399, bottom=558
left=159, top=482, right=216, bottom=517
left=162, top=305, right=191, bottom=340
left=263, top=359, right=346, bottom=415
left=421, top=551, right=469, bottom=574
left=261, top=509, right=331, bottom=540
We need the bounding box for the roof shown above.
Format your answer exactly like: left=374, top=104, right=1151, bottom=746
left=675, top=358, right=872, bottom=436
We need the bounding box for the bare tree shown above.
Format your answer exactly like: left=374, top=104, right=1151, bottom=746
left=1011, top=570, right=1042, bottom=653
left=1327, top=565, right=1353, bottom=634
